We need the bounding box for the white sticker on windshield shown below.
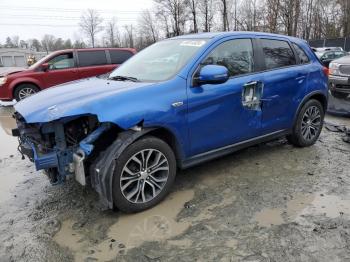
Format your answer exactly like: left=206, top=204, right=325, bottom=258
left=180, top=40, right=206, bottom=47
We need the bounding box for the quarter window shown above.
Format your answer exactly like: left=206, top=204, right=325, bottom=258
left=292, top=43, right=310, bottom=64
left=48, top=53, right=74, bottom=70
left=109, top=50, right=133, bottom=64
left=78, top=50, right=108, bottom=67
left=202, top=39, right=254, bottom=77
left=261, top=39, right=296, bottom=69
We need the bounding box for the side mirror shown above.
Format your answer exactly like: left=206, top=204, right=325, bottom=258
left=41, top=63, right=49, bottom=72
left=196, top=65, right=229, bottom=85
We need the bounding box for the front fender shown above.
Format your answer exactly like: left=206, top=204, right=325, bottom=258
left=90, top=128, right=155, bottom=209
left=9, top=77, right=42, bottom=93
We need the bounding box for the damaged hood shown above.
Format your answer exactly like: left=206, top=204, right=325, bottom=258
left=15, top=77, right=157, bottom=128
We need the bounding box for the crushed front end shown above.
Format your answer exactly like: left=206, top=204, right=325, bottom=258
left=13, top=112, right=113, bottom=186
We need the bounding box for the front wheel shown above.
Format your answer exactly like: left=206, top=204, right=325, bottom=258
left=112, top=136, right=176, bottom=213
left=14, top=84, right=39, bottom=101
left=287, top=99, right=324, bottom=147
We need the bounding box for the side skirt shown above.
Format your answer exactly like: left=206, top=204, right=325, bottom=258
left=180, top=129, right=290, bottom=169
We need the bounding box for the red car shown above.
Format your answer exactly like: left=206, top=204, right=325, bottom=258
left=0, top=48, right=136, bottom=101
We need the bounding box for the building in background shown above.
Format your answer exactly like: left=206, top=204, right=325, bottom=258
left=0, top=48, right=46, bottom=67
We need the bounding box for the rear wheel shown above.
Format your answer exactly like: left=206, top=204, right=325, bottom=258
left=287, top=99, right=324, bottom=147
left=330, top=90, right=348, bottom=99
left=14, top=84, right=39, bottom=101
left=112, top=136, right=176, bottom=213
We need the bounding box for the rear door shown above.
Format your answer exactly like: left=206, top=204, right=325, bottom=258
left=258, top=38, right=308, bottom=133
left=43, top=52, right=79, bottom=88
left=77, top=50, right=114, bottom=78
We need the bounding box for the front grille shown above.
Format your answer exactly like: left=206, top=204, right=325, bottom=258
left=339, top=65, right=350, bottom=75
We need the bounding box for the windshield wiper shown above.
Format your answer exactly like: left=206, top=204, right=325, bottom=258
left=108, top=75, right=139, bottom=82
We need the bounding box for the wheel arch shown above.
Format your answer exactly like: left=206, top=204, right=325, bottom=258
left=12, top=81, right=41, bottom=98
left=293, top=91, right=328, bottom=124
left=139, top=127, right=184, bottom=166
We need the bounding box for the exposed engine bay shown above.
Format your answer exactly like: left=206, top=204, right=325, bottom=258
left=13, top=113, right=118, bottom=185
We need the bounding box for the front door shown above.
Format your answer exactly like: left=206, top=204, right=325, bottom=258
left=187, top=38, right=264, bottom=156
left=43, top=52, right=79, bottom=88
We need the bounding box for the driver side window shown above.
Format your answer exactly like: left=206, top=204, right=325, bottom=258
left=48, top=53, right=74, bottom=70
left=202, top=39, right=254, bottom=77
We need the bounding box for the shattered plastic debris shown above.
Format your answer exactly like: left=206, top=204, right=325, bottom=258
left=324, top=121, right=350, bottom=143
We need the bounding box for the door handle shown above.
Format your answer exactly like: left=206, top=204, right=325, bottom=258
left=243, top=81, right=258, bottom=86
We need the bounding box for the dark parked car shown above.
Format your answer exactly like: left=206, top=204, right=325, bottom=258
left=315, top=50, right=348, bottom=67
left=0, top=48, right=136, bottom=101
left=13, top=32, right=328, bottom=213
left=329, top=56, right=350, bottom=99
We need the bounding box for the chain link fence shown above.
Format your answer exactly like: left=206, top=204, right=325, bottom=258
left=309, top=37, right=350, bottom=51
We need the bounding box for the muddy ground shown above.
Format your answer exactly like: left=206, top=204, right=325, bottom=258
left=0, top=105, right=350, bottom=262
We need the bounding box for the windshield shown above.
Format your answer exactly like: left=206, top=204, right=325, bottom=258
left=109, top=39, right=208, bottom=82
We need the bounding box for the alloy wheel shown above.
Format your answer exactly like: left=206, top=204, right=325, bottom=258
left=120, top=149, right=170, bottom=204
left=18, top=87, right=36, bottom=100
left=301, top=105, right=321, bottom=141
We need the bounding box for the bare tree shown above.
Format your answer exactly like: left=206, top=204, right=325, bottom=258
left=79, top=9, right=104, bottom=47
left=11, top=36, right=20, bottom=48
left=186, top=0, right=198, bottom=33
left=198, top=0, right=214, bottom=32
left=220, top=0, right=230, bottom=31
left=123, top=24, right=134, bottom=48
left=41, top=34, right=55, bottom=53
left=139, top=10, right=159, bottom=43
left=154, top=0, right=187, bottom=36
left=266, top=0, right=280, bottom=33
left=105, top=18, right=121, bottom=47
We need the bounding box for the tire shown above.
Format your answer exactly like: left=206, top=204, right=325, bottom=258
left=112, top=136, right=177, bottom=213
left=287, top=99, right=324, bottom=147
left=330, top=90, right=348, bottom=99
left=14, top=84, right=40, bottom=101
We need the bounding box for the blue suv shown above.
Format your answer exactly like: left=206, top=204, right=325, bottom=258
left=13, top=32, right=328, bottom=212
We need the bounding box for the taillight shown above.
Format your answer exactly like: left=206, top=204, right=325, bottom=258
left=323, top=66, right=329, bottom=77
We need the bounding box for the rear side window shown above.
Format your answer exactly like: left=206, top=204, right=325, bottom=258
left=109, top=50, right=133, bottom=64
left=261, top=39, right=296, bottom=70
left=292, top=43, right=310, bottom=64
left=78, top=51, right=107, bottom=67
left=202, top=38, right=254, bottom=77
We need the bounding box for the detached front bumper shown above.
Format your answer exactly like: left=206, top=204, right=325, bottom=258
left=329, top=75, right=350, bottom=94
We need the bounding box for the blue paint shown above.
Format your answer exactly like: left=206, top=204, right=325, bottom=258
left=79, top=123, right=111, bottom=155
left=15, top=32, right=328, bottom=171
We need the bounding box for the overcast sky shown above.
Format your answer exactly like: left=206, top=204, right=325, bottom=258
left=0, top=0, right=154, bottom=43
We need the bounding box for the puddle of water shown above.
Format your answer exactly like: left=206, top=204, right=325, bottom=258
left=254, top=192, right=350, bottom=227
left=0, top=108, right=17, bottom=158
left=55, top=189, right=194, bottom=261
left=0, top=107, right=26, bottom=204
left=167, top=238, right=193, bottom=247
left=225, top=239, right=238, bottom=249
left=286, top=194, right=314, bottom=219
left=254, top=208, right=284, bottom=227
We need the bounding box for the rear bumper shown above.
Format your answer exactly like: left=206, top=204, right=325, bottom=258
left=329, top=75, right=350, bottom=93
